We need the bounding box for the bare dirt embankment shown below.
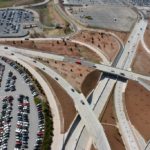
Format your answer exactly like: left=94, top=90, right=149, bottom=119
left=0, top=40, right=101, bottom=63
left=90, top=144, right=96, bottom=150
left=99, top=93, right=125, bottom=150
left=109, top=30, right=129, bottom=44
left=132, top=43, right=150, bottom=76
left=38, top=59, right=101, bottom=97
left=125, top=80, right=150, bottom=141
left=81, top=70, right=101, bottom=97
left=38, top=69, right=76, bottom=133
left=73, top=30, right=120, bottom=62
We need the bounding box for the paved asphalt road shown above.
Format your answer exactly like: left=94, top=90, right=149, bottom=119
left=17, top=54, right=111, bottom=150
left=0, top=6, right=148, bottom=149
left=114, top=17, right=148, bottom=150
left=0, top=50, right=64, bottom=150
left=1, top=45, right=150, bottom=88
left=61, top=13, right=149, bottom=150
left=2, top=42, right=150, bottom=150
left=0, top=49, right=112, bottom=150
left=0, top=31, right=150, bottom=150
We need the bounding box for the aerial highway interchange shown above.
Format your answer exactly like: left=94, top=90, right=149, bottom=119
left=0, top=0, right=149, bottom=150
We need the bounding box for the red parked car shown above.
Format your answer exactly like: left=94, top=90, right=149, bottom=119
left=75, top=60, right=81, bottom=65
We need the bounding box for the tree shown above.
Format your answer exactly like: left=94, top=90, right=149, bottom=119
left=74, top=43, right=77, bottom=47
left=64, top=42, right=67, bottom=46
left=69, top=48, right=73, bottom=51
left=101, top=33, right=104, bottom=38
left=98, top=44, right=101, bottom=49
left=104, top=44, right=105, bottom=48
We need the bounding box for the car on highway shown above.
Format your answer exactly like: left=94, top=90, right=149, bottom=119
left=55, top=77, right=58, bottom=81
left=120, top=73, right=125, bottom=76
left=75, top=60, right=81, bottom=65
left=81, top=100, right=85, bottom=105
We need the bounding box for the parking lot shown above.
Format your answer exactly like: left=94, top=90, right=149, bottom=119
left=62, top=0, right=126, bottom=6
left=67, top=5, right=137, bottom=32
left=0, top=56, right=44, bottom=150
left=0, top=63, right=5, bottom=87
left=0, top=8, right=35, bottom=38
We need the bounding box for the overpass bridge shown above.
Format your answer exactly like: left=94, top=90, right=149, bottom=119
left=64, top=57, right=150, bottom=84
left=1, top=44, right=150, bottom=88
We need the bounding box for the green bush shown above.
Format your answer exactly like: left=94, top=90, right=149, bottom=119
left=84, top=16, right=93, bottom=20
left=34, top=98, right=53, bottom=150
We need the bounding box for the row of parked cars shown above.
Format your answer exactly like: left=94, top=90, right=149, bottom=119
left=34, top=103, right=45, bottom=150
left=0, top=9, right=34, bottom=35
left=0, top=63, right=5, bottom=87
left=0, top=96, right=14, bottom=150
left=0, top=56, right=45, bottom=149
left=1, top=56, right=39, bottom=97
left=5, top=71, right=16, bottom=92
left=15, top=95, right=30, bottom=150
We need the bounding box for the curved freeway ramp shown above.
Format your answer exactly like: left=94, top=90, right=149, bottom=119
left=0, top=51, right=63, bottom=150
left=1, top=49, right=111, bottom=150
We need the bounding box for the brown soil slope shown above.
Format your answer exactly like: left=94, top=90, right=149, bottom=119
left=101, top=94, right=125, bottom=150
left=132, top=43, right=150, bottom=76
left=109, top=31, right=129, bottom=44
left=38, top=70, right=76, bottom=133
left=0, top=40, right=101, bottom=63
left=73, top=30, right=120, bottom=61
left=39, top=59, right=94, bottom=94
left=81, top=70, right=101, bottom=97
left=125, top=80, right=150, bottom=141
